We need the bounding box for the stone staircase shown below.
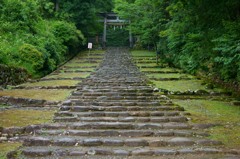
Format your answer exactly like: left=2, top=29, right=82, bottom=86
left=18, top=48, right=239, bottom=159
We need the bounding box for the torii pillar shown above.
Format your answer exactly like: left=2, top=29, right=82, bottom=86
left=103, top=16, right=107, bottom=48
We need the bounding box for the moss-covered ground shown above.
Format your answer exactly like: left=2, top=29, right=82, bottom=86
left=174, top=99, right=240, bottom=148
left=0, top=142, right=22, bottom=159
left=140, top=67, right=182, bottom=73
left=131, top=50, right=156, bottom=57
left=152, top=80, right=207, bottom=92
left=0, top=109, right=55, bottom=127
left=0, top=89, right=73, bottom=101
left=19, top=80, right=80, bottom=87
left=45, top=72, right=90, bottom=79
left=59, top=68, right=95, bottom=72
left=63, top=63, right=99, bottom=67
left=146, top=73, right=195, bottom=79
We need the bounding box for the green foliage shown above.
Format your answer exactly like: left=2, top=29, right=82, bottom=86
left=212, top=20, right=240, bottom=81
left=115, top=0, right=240, bottom=83
left=0, top=0, right=86, bottom=78
left=58, top=0, right=114, bottom=36
left=106, top=28, right=129, bottom=47
left=18, top=44, right=45, bottom=74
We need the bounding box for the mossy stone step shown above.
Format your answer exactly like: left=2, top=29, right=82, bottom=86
left=55, top=111, right=182, bottom=118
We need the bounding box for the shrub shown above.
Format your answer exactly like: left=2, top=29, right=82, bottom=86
left=18, top=44, right=44, bottom=74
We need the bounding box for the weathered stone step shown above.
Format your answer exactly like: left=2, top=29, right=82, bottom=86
left=35, top=129, right=210, bottom=138
left=67, top=122, right=192, bottom=130
left=72, top=92, right=160, bottom=97
left=21, top=146, right=237, bottom=158
left=76, top=88, right=153, bottom=92
left=64, top=100, right=173, bottom=105
left=53, top=116, right=187, bottom=123
left=23, top=136, right=222, bottom=148
left=62, top=101, right=166, bottom=107
left=70, top=95, right=161, bottom=100
left=77, top=83, right=148, bottom=87
left=55, top=110, right=183, bottom=118
left=58, top=105, right=181, bottom=112
left=37, top=122, right=192, bottom=130
left=76, top=85, right=152, bottom=90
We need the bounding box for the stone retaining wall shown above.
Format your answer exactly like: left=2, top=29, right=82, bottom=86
left=0, top=64, right=29, bottom=87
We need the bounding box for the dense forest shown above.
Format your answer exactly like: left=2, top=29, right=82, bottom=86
left=0, top=0, right=239, bottom=91
left=0, top=0, right=113, bottom=78
left=115, top=0, right=240, bottom=92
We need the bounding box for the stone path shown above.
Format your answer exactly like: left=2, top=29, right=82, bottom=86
left=18, top=48, right=239, bottom=158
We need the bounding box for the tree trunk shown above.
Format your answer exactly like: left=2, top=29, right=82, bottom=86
left=55, top=0, right=60, bottom=11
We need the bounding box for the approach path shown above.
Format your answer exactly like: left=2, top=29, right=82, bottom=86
left=19, top=48, right=239, bottom=159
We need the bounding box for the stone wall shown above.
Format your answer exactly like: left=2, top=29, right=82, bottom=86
left=0, top=64, right=29, bottom=87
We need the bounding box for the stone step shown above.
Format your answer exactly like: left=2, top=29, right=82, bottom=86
left=55, top=111, right=183, bottom=118
left=35, top=129, right=209, bottom=138
left=23, top=136, right=222, bottom=147
left=58, top=105, right=181, bottom=112
left=38, top=122, right=192, bottom=130
left=67, top=122, right=192, bottom=130
left=21, top=146, right=236, bottom=158
left=77, top=86, right=152, bottom=90
left=73, top=92, right=158, bottom=97
left=69, top=95, right=162, bottom=100
left=53, top=116, right=188, bottom=123
left=62, top=101, right=165, bottom=107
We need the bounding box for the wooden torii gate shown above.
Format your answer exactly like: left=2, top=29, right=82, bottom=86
left=99, top=13, right=133, bottom=48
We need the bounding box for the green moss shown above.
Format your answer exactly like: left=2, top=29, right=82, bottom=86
left=19, top=80, right=80, bottom=87
left=131, top=50, right=156, bottom=57
left=0, top=142, right=22, bottom=159
left=46, top=72, right=90, bottom=79
left=136, top=63, right=160, bottom=67
left=210, top=125, right=240, bottom=149
left=0, top=109, right=55, bottom=127
left=64, top=63, right=99, bottom=67
left=147, top=73, right=195, bottom=79
left=153, top=80, right=207, bottom=92
left=174, top=99, right=240, bottom=123
left=173, top=99, right=240, bottom=148
left=60, top=67, right=95, bottom=71
left=0, top=89, right=73, bottom=101
left=140, top=67, right=182, bottom=72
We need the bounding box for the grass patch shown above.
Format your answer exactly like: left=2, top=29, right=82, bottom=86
left=140, top=67, right=182, bottom=72
left=0, top=142, right=22, bottom=159
left=0, top=109, right=55, bottom=127
left=173, top=99, right=240, bottom=148
left=60, top=68, right=95, bottom=72
left=19, top=80, right=80, bottom=87
left=64, top=63, right=99, bottom=67
left=136, top=63, right=160, bottom=68
left=131, top=50, right=156, bottom=57
left=147, top=73, right=195, bottom=79
left=153, top=80, right=207, bottom=92
left=46, top=72, right=90, bottom=79
left=0, top=89, right=73, bottom=101
left=0, top=104, right=10, bottom=109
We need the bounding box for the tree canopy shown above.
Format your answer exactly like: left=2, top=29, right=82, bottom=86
left=0, top=0, right=114, bottom=77
left=114, top=0, right=240, bottom=83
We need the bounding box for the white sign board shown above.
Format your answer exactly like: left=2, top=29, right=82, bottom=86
left=88, top=43, right=93, bottom=49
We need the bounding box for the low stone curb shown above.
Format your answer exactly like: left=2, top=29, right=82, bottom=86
left=0, top=96, right=60, bottom=107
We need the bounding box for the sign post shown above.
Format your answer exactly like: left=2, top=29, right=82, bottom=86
left=88, top=43, right=93, bottom=61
